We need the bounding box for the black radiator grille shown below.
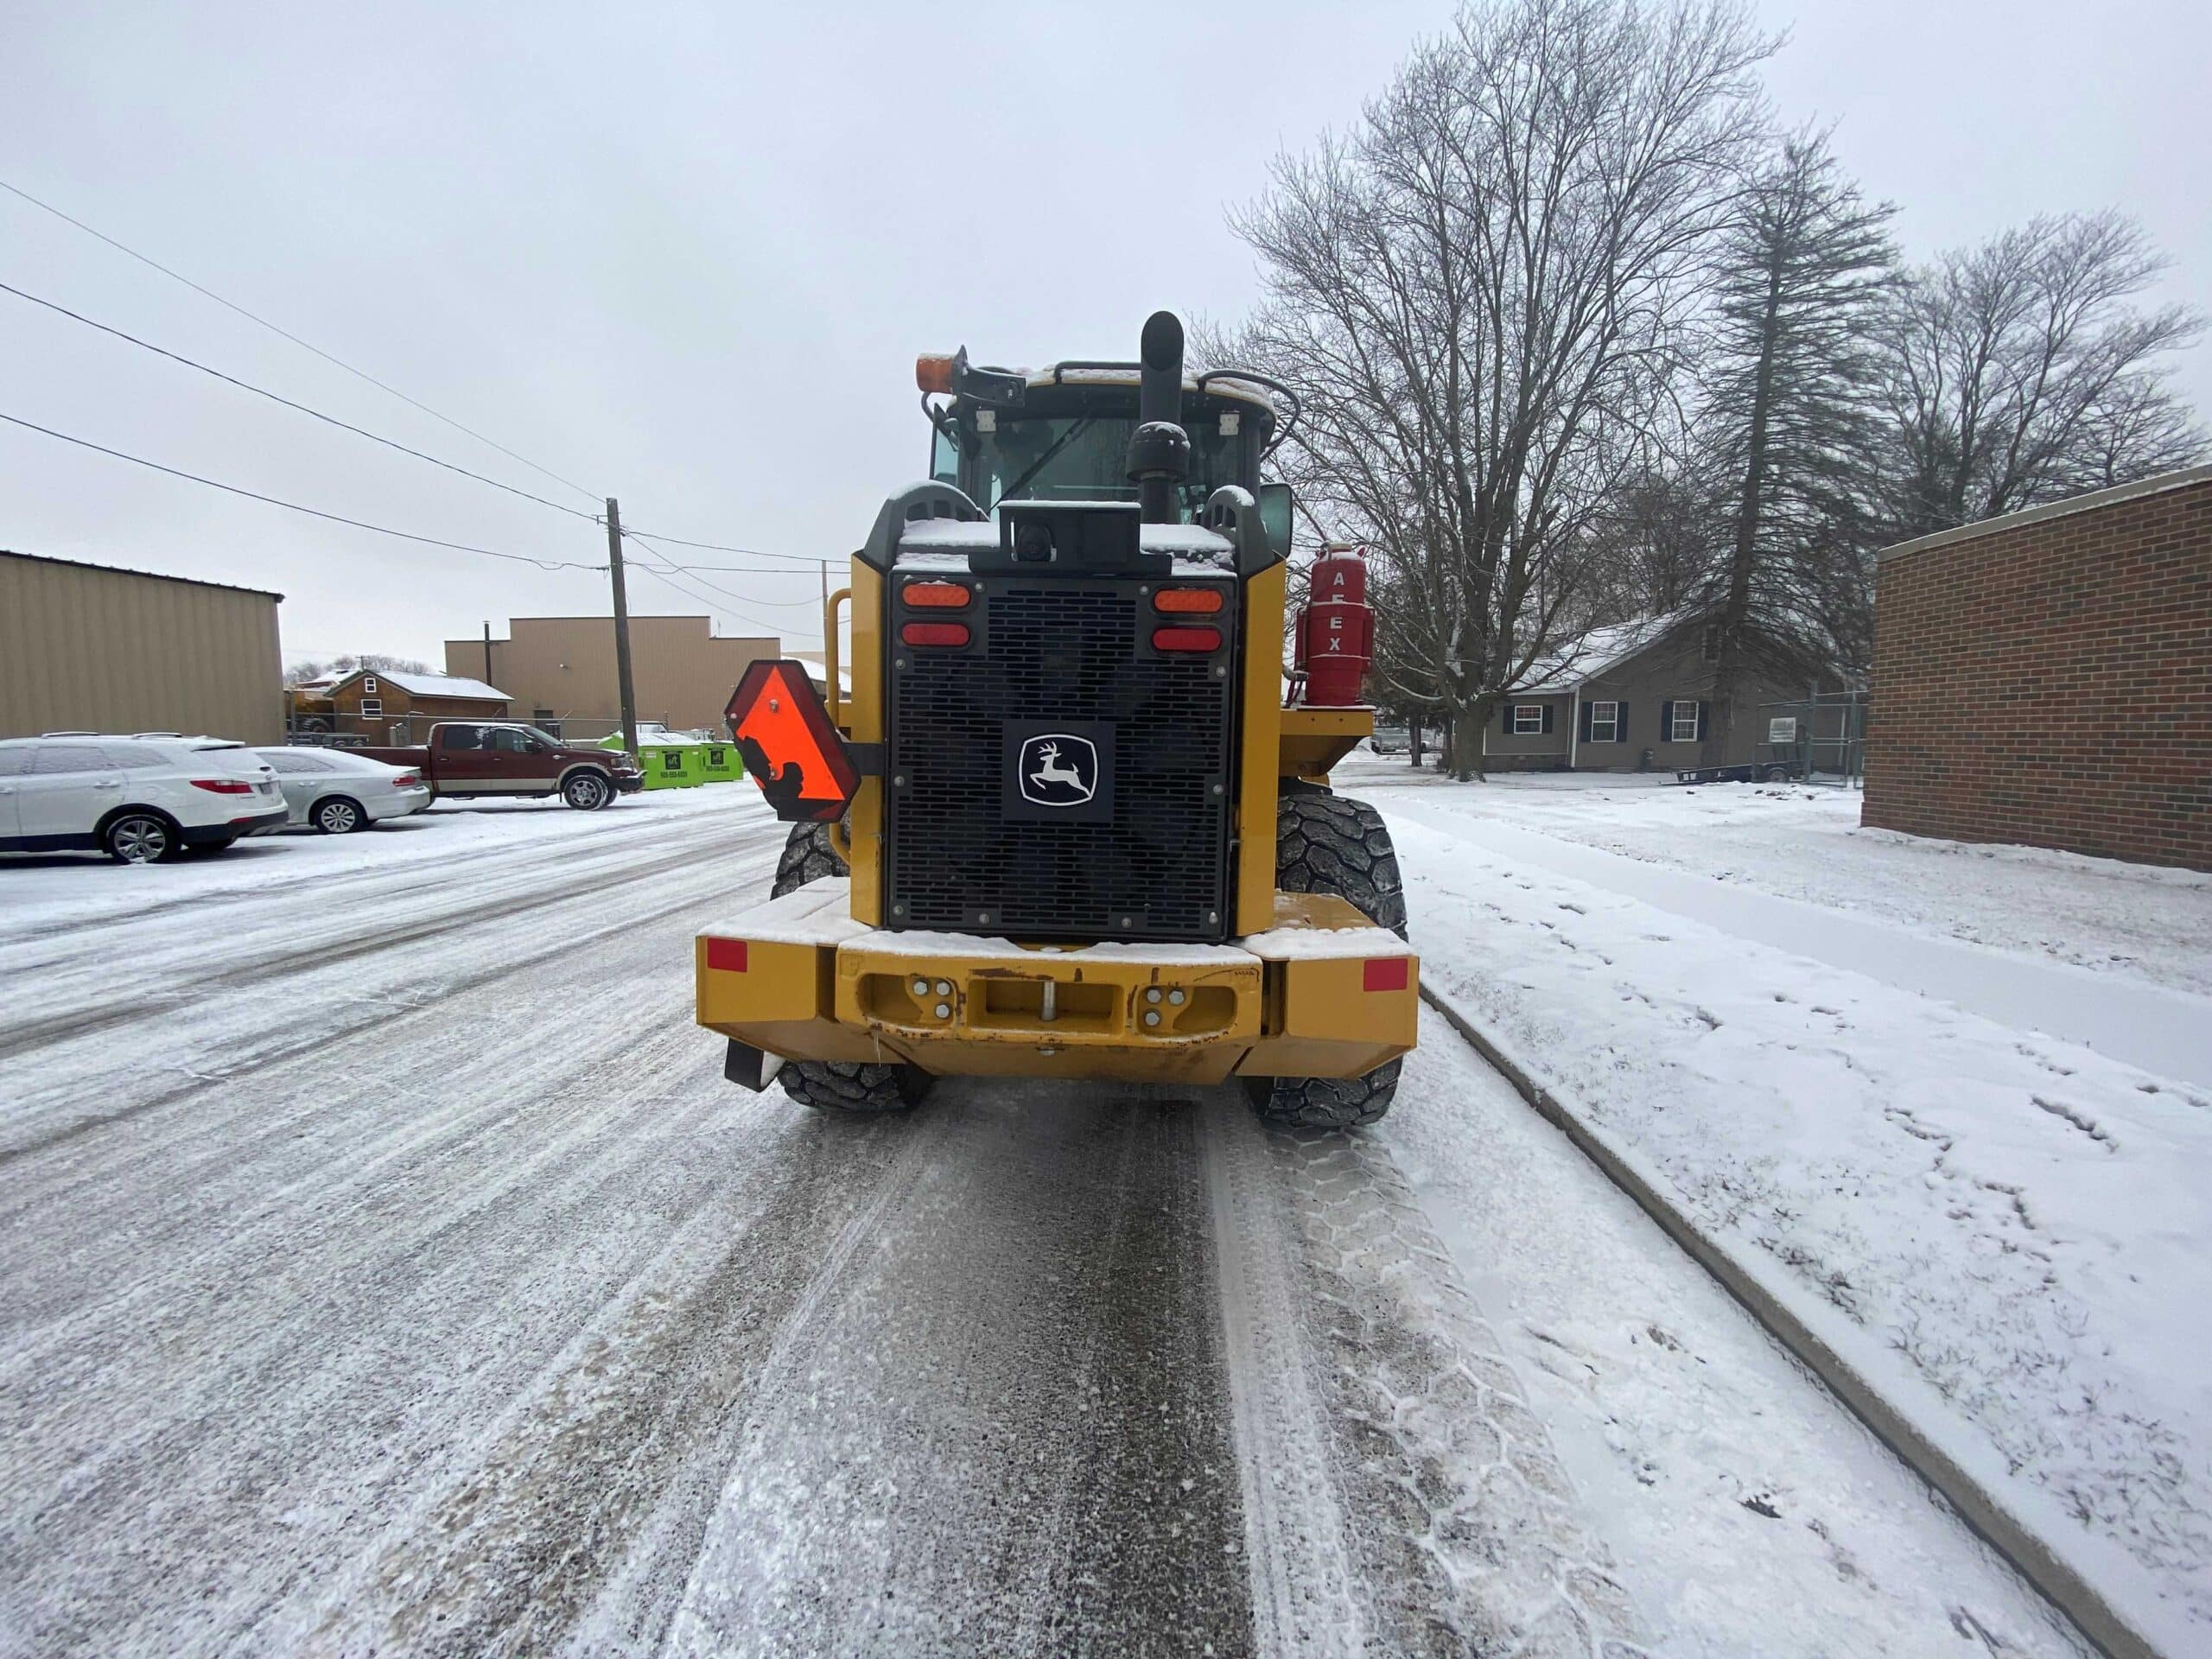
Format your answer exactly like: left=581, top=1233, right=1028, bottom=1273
left=887, top=578, right=1236, bottom=941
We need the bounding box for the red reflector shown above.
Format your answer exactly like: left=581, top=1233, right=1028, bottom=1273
left=190, top=779, right=254, bottom=794
left=1363, top=957, right=1409, bottom=992
left=901, top=621, right=970, bottom=647
left=903, top=581, right=971, bottom=609
left=1153, top=587, right=1224, bottom=614
left=706, top=938, right=749, bottom=973
left=1151, top=626, right=1222, bottom=652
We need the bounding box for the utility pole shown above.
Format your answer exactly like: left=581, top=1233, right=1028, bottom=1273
left=605, top=497, right=639, bottom=758
left=482, top=620, right=493, bottom=687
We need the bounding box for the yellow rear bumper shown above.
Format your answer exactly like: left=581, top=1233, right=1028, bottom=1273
left=696, top=884, right=1416, bottom=1084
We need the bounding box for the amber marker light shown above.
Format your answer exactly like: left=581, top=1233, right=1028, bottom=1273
left=903, top=581, right=972, bottom=608
left=1153, top=588, right=1224, bottom=613
left=915, top=353, right=957, bottom=394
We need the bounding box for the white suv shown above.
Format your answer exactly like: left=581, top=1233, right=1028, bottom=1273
left=0, top=734, right=288, bottom=863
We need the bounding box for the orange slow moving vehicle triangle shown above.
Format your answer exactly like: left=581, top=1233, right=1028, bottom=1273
left=725, top=660, right=860, bottom=823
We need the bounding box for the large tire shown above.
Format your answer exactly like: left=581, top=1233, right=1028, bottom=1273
left=768, top=822, right=933, bottom=1113
left=1243, top=786, right=1408, bottom=1129
left=313, top=795, right=365, bottom=835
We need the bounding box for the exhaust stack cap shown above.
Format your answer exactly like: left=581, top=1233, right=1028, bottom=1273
left=1129, top=309, right=1190, bottom=523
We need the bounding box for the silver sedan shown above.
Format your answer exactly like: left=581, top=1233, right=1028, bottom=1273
left=251, top=747, right=433, bottom=834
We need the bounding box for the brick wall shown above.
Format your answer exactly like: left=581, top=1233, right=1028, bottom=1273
left=1863, top=471, right=2212, bottom=871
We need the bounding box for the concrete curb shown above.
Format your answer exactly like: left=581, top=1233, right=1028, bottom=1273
left=1418, top=983, right=2164, bottom=1659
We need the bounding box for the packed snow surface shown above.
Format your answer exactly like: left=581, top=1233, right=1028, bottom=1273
left=1342, top=760, right=2212, bottom=1649
left=0, top=783, right=2097, bottom=1654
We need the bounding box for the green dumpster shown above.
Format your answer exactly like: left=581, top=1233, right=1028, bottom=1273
left=639, top=742, right=703, bottom=789
left=698, top=740, right=744, bottom=784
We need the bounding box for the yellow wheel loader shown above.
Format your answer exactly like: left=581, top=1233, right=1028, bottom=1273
left=697, top=312, right=1417, bottom=1128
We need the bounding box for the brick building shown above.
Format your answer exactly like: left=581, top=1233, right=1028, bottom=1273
left=1864, top=464, right=2211, bottom=871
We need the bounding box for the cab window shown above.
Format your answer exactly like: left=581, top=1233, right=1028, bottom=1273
left=488, top=728, right=535, bottom=753
left=440, top=726, right=484, bottom=751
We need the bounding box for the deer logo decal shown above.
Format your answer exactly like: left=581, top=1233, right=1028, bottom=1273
left=1019, top=734, right=1099, bottom=806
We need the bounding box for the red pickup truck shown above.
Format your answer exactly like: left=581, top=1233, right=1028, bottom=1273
left=356, top=722, right=643, bottom=810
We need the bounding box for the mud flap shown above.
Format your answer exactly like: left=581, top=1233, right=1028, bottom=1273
left=722, top=1039, right=785, bottom=1092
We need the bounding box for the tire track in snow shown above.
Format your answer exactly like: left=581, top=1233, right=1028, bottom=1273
left=656, top=1084, right=1252, bottom=1659
left=1207, top=1108, right=1650, bottom=1656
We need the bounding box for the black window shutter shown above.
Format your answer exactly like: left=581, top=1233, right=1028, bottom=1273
left=1541, top=702, right=1555, bottom=734
left=1578, top=700, right=1592, bottom=741
left=1498, top=702, right=1509, bottom=730
left=1696, top=701, right=1710, bottom=741
left=1615, top=700, right=1629, bottom=741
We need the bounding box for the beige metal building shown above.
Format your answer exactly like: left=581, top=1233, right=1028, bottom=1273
left=445, top=615, right=779, bottom=737
left=0, top=550, right=283, bottom=743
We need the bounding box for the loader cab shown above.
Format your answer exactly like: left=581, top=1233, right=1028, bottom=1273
left=924, top=365, right=1297, bottom=556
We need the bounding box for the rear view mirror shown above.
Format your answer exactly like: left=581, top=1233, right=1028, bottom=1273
left=1258, top=482, right=1294, bottom=560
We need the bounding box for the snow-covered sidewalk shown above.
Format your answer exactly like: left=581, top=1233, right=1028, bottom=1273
left=1349, top=770, right=2212, bottom=1653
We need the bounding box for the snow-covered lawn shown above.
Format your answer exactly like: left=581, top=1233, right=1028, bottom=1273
left=1345, top=764, right=2212, bottom=1652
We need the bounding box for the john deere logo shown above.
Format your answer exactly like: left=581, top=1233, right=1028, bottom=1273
left=1019, top=734, right=1098, bottom=806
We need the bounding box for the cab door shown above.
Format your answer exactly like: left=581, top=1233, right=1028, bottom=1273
left=432, top=725, right=494, bottom=790
left=484, top=726, right=549, bottom=790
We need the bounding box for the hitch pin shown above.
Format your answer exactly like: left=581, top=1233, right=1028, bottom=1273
left=1041, top=978, right=1057, bottom=1023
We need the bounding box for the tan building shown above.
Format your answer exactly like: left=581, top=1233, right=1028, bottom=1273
left=0, top=550, right=283, bottom=743
left=324, top=667, right=511, bottom=744
left=446, top=615, right=779, bottom=738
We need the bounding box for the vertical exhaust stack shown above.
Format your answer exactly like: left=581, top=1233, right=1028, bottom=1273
left=1127, top=309, right=1192, bottom=524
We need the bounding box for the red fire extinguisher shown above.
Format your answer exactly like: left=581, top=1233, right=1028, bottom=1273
left=1295, top=543, right=1372, bottom=706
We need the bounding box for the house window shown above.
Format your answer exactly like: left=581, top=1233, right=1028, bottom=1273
left=1512, top=704, right=1544, bottom=735
left=360, top=697, right=383, bottom=718
left=1669, top=700, right=1700, bottom=742
left=362, top=675, right=378, bottom=694
left=1588, top=701, right=1619, bottom=742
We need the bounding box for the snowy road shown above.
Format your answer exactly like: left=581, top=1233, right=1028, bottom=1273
left=0, top=791, right=2088, bottom=1656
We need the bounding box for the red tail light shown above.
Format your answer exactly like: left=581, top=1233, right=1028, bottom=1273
left=190, top=778, right=254, bottom=794
left=393, top=772, right=422, bottom=789
left=1151, top=626, right=1222, bottom=653
left=901, top=621, right=971, bottom=647
left=903, top=581, right=972, bottom=608
left=705, top=937, right=749, bottom=972
left=1153, top=588, right=1224, bottom=613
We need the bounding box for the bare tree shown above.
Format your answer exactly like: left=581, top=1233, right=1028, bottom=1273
left=1878, top=211, right=2203, bottom=537
left=1217, top=0, right=1770, bottom=776
left=285, top=652, right=429, bottom=683
left=1696, top=130, right=1895, bottom=755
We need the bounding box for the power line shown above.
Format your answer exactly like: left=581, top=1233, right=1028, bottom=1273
left=623, top=535, right=823, bottom=632
left=625, top=557, right=803, bottom=639
left=0, top=175, right=602, bottom=505
left=621, top=542, right=821, bottom=608
left=607, top=525, right=831, bottom=564
left=0, top=410, right=604, bottom=571
left=0, top=278, right=602, bottom=523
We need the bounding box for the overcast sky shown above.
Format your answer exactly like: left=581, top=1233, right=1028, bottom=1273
left=6, top=1, right=2206, bottom=667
